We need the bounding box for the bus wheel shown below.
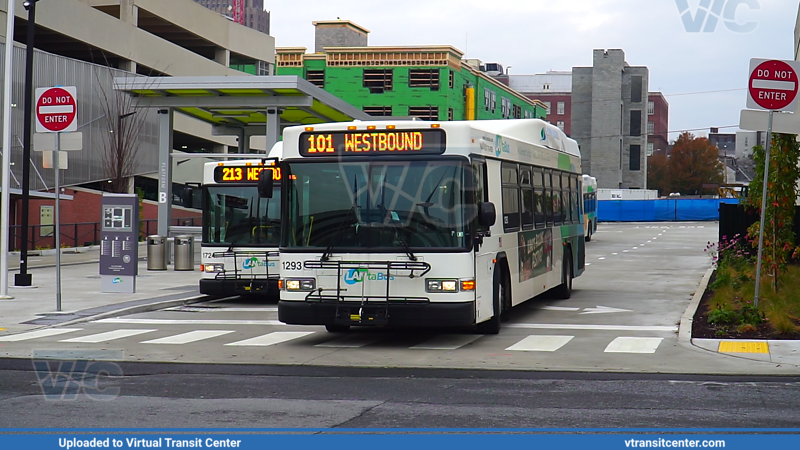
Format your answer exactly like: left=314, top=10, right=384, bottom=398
left=477, top=268, right=504, bottom=334
left=555, top=253, right=573, bottom=299
left=586, top=228, right=592, bottom=242
left=325, top=324, right=350, bottom=333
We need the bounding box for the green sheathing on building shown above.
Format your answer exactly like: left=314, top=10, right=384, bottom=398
left=276, top=54, right=545, bottom=121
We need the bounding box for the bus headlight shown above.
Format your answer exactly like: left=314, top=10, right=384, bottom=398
left=285, top=278, right=316, bottom=291
left=203, top=263, right=224, bottom=273
left=426, top=279, right=459, bottom=292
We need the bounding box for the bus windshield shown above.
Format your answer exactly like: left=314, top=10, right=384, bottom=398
left=283, top=159, right=468, bottom=251
left=203, top=185, right=281, bottom=246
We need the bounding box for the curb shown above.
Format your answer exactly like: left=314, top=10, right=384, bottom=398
left=57, top=295, right=208, bottom=328
left=678, top=266, right=714, bottom=343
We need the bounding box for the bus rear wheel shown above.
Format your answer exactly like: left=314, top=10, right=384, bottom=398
left=586, top=227, right=592, bottom=242
left=555, top=253, right=573, bottom=299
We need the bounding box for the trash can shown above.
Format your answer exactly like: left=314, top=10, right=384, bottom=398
left=173, top=235, right=195, bottom=271
left=146, top=235, right=167, bottom=271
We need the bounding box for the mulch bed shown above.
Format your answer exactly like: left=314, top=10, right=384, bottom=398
left=692, top=271, right=800, bottom=340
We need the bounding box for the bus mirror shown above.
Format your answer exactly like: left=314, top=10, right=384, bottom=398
left=258, top=169, right=274, bottom=198
left=478, top=202, right=496, bottom=228
left=181, top=187, right=193, bottom=208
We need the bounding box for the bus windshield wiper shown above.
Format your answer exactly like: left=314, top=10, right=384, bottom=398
left=321, top=175, right=358, bottom=261
left=377, top=174, right=416, bottom=261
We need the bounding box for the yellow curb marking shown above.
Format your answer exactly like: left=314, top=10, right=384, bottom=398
left=718, top=341, right=769, bottom=354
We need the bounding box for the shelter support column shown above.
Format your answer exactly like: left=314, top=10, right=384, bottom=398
left=266, top=108, right=279, bottom=151
left=157, top=108, right=174, bottom=238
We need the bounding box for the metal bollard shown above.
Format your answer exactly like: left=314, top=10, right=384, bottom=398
left=173, top=235, right=195, bottom=271
left=146, top=235, right=167, bottom=270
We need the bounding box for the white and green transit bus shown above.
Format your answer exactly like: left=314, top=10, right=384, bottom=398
left=194, top=145, right=282, bottom=297
left=582, top=174, right=598, bottom=242
left=276, top=119, right=586, bottom=333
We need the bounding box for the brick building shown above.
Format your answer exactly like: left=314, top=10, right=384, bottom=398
left=647, top=92, right=669, bottom=156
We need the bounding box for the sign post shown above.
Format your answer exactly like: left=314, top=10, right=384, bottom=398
left=34, top=86, right=79, bottom=312
left=746, top=58, right=800, bottom=307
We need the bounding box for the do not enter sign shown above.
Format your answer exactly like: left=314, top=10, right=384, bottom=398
left=35, top=86, right=78, bottom=133
left=747, top=59, right=800, bottom=112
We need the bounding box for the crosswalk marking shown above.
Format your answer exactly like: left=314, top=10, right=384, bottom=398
left=506, top=323, right=677, bottom=332
left=0, top=328, right=82, bottom=342
left=60, top=329, right=157, bottom=343
left=411, top=334, right=482, bottom=350
left=140, top=330, right=234, bottom=345
left=605, top=337, right=663, bottom=353
left=506, top=335, right=574, bottom=352
left=315, top=333, right=389, bottom=348
left=225, top=331, right=314, bottom=347
left=95, top=318, right=284, bottom=326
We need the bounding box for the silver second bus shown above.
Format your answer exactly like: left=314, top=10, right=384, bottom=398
left=277, top=119, right=586, bottom=333
left=196, top=148, right=282, bottom=297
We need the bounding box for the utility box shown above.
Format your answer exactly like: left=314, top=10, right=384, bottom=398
left=100, top=193, right=139, bottom=293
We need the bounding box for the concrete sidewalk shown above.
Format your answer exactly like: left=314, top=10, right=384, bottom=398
left=0, top=246, right=208, bottom=334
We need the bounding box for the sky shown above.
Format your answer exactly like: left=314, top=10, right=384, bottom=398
left=264, top=0, right=797, bottom=142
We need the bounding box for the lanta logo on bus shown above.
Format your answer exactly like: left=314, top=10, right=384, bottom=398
left=494, top=135, right=510, bottom=157
left=243, top=257, right=276, bottom=270
left=343, top=268, right=395, bottom=285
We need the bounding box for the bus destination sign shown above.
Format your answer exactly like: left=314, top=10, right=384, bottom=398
left=213, top=165, right=281, bottom=183
left=299, top=129, right=446, bottom=156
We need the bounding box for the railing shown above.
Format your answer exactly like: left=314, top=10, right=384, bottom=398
left=8, top=218, right=199, bottom=252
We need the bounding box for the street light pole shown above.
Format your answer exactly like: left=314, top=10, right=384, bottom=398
left=15, top=0, right=39, bottom=287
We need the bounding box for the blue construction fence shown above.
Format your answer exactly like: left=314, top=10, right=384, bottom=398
left=598, top=198, right=740, bottom=222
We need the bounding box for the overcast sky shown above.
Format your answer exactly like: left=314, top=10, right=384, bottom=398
left=266, top=0, right=796, bottom=141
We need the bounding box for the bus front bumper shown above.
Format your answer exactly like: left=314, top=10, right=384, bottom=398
left=278, top=300, right=475, bottom=328
left=200, top=278, right=279, bottom=297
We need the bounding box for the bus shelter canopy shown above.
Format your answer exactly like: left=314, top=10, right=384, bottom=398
left=114, top=75, right=371, bottom=128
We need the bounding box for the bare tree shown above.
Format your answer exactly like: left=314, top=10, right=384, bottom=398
left=92, top=54, right=167, bottom=194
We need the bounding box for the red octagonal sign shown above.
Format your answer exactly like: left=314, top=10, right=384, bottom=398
left=35, top=86, right=77, bottom=133
left=748, top=59, right=800, bottom=111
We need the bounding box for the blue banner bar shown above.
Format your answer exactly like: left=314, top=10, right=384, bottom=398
left=0, top=432, right=797, bottom=450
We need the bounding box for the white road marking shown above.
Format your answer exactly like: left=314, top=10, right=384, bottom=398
left=598, top=257, right=606, bottom=260
left=95, top=318, right=284, bottom=326
left=140, top=330, right=234, bottom=344
left=60, top=329, right=157, bottom=343
left=164, top=307, right=278, bottom=312
left=605, top=337, right=663, bottom=353
left=540, top=306, right=581, bottom=311
left=633, top=247, right=638, bottom=249
left=315, top=334, right=390, bottom=348
left=612, top=253, right=618, bottom=255
left=506, top=335, right=574, bottom=352
left=225, top=331, right=314, bottom=347
left=411, top=335, right=483, bottom=350
left=581, top=306, right=632, bottom=315
left=506, top=323, right=677, bottom=332
left=0, top=328, right=82, bottom=342
left=623, top=250, right=629, bottom=253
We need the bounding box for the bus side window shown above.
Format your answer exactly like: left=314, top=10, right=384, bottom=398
left=472, top=160, right=489, bottom=232
left=543, top=170, right=553, bottom=227
left=501, top=163, right=520, bottom=232
left=520, top=168, right=533, bottom=230
left=532, top=168, right=545, bottom=229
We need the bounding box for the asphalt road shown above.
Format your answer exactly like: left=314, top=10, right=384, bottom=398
left=1, top=364, right=799, bottom=428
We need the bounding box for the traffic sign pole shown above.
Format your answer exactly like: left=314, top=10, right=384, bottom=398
left=745, top=58, right=800, bottom=308
left=753, top=111, right=773, bottom=308
left=55, top=133, right=61, bottom=312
